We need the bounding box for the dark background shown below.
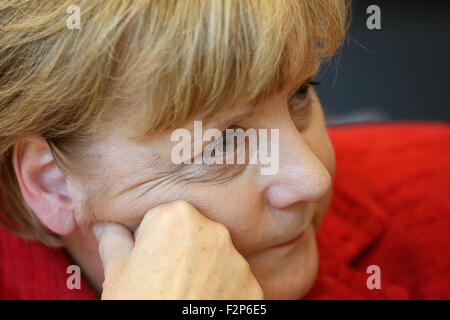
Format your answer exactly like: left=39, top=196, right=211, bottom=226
left=316, top=0, right=450, bottom=124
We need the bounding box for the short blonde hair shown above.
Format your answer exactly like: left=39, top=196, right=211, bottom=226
left=0, top=0, right=349, bottom=246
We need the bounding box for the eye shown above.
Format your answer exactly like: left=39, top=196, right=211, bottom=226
left=202, top=125, right=254, bottom=168
left=207, top=126, right=239, bottom=159
left=293, top=84, right=309, bottom=101
left=290, top=79, right=321, bottom=106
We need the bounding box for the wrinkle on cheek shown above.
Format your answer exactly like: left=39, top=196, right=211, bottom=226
left=91, top=169, right=193, bottom=230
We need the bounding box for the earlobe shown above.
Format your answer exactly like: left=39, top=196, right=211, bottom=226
left=12, top=136, right=76, bottom=235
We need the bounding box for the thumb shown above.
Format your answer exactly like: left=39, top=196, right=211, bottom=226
left=93, top=222, right=134, bottom=275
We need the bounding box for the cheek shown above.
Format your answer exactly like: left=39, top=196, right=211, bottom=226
left=321, top=131, right=336, bottom=179
left=186, top=178, right=265, bottom=255
left=313, top=184, right=333, bottom=229
left=301, top=129, right=334, bottom=230
left=303, top=103, right=336, bottom=228
left=303, top=130, right=335, bottom=181
left=314, top=133, right=335, bottom=228
left=304, top=97, right=336, bottom=178
left=91, top=171, right=265, bottom=255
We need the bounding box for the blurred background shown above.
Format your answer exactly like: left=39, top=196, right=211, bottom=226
left=317, top=0, right=450, bottom=125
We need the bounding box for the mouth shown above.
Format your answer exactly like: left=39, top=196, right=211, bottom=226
left=267, top=203, right=317, bottom=250
left=270, top=225, right=309, bottom=249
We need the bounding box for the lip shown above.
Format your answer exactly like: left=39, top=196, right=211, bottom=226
left=270, top=229, right=306, bottom=249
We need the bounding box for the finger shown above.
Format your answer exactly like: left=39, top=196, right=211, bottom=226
left=135, top=200, right=204, bottom=241
left=93, top=222, right=134, bottom=275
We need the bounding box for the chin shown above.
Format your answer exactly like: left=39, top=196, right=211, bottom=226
left=247, top=225, right=319, bottom=300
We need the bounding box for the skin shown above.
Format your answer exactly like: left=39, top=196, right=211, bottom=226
left=94, top=201, right=264, bottom=299
left=13, top=79, right=335, bottom=299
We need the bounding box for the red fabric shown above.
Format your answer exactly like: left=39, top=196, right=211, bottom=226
left=305, top=121, right=450, bottom=299
left=0, top=121, right=449, bottom=300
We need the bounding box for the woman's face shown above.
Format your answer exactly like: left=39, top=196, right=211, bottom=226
left=70, top=82, right=335, bottom=299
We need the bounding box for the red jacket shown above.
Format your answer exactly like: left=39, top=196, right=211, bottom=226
left=1, top=122, right=449, bottom=299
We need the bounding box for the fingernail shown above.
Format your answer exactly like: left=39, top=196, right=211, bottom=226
left=92, top=223, right=105, bottom=240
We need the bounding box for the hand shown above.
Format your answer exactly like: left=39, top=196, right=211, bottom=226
left=94, top=200, right=264, bottom=299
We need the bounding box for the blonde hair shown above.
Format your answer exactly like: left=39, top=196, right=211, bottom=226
left=0, top=0, right=349, bottom=246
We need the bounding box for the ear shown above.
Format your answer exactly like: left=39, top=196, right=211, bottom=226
left=12, top=136, right=76, bottom=235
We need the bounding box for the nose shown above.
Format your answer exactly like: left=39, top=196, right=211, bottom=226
left=260, top=125, right=332, bottom=209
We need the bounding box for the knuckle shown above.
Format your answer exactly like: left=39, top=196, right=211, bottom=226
left=139, top=200, right=203, bottom=236
left=212, top=221, right=229, bottom=235
left=214, top=223, right=233, bottom=245
left=140, top=200, right=195, bottom=227
left=234, top=252, right=251, bottom=271
left=169, top=200, right=200, bottom=219
left=251, top=284, right=265, bottom=299
left=161, top=200, right=198, bottom=219
left=167, top=201, right=199, bottom=228
left=171, top=199, right=193, bottom=211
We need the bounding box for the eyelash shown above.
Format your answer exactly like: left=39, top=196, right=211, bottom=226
left=291, top=78, right=322, bottom=107
left=199, top=79, right=322, bottom=173
left=195, top=128, right=246, bottom=183
left=205, top=127, right=241, bottom=160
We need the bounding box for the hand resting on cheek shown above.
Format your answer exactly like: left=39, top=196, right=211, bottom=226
left=93, top=200, right=264, bottom=300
